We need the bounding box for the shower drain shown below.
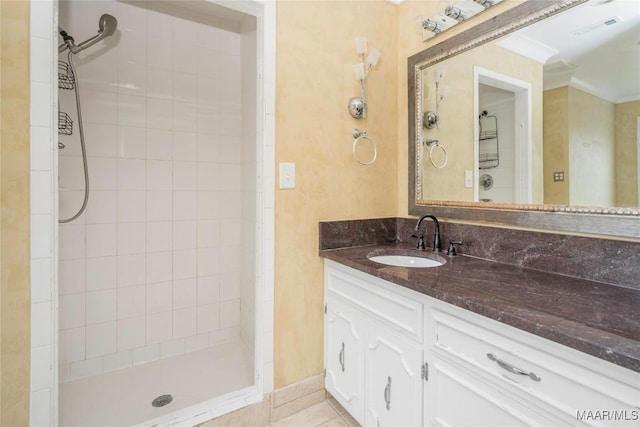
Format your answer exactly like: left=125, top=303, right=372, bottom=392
left=152, top=394, right=173, bottom=408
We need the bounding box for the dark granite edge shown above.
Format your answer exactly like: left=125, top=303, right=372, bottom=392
left=320, top=245, right=640, bottom=374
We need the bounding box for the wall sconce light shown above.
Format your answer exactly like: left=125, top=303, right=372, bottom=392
left=348, top=36, right=381, bottom=119
left=419, top=0, right=502, bottom=41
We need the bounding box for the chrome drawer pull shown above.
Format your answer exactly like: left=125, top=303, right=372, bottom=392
left=487, top=353, right=541, bottom=382
left=384, top=376, right=392, bottom=410
left=339, top=342, right=345, bottom=372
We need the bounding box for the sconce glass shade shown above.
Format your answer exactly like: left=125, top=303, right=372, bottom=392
left=367, top=48, right=381, bottom=68
left=348, top=97, right=365, bottom=119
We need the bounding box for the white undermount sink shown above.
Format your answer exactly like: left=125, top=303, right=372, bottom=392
left=368, top=254, right=444, bottom=268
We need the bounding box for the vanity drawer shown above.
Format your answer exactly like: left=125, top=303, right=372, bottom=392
left=325, top=261, right=423, bottom=343
left=428, top=305, right=640, bottom=425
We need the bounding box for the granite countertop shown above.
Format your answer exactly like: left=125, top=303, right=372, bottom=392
left=320, top=243, right=640, bottom=373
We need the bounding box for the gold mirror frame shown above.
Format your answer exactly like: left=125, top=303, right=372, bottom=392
left=408, top=0, right=640, bottom=240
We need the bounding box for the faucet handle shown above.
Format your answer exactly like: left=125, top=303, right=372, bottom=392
left=446, top=240, right=463, bottom=257
left=411, top=233, right=427, bottom=250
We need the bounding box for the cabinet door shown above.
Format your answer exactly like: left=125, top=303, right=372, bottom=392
left=365, top=324, right=423, bottom=427
left=325, top=297, right=365, bottom=423
left=424, top=356, right=555, bottom=427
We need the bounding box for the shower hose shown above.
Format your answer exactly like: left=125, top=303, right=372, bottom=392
left=59, top=50, right=90, bottom=223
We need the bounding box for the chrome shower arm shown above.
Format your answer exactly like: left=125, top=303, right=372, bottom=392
left=76, top=33, right=104, bottom=51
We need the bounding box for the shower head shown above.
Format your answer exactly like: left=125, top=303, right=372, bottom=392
left=98, top=14, right=118, bottom=38
left=60, top=14, right=118, bottom=54
left=77, top=14, right=118, bottom=51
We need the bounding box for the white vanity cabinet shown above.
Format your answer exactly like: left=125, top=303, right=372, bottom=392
left=324, top=260, right=640, bottom=427
left=325, top=261, right=425, bottom=427
left=425, top=300, right=640, bottom=427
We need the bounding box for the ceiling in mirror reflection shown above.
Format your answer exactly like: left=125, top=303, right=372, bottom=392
left=497, top=0, right=640, bottom=103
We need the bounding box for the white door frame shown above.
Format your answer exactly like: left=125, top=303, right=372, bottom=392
left=474, top=66, right=533, bottom=203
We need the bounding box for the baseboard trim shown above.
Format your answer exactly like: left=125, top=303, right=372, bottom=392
left=198, top=373, right=327, bottom=426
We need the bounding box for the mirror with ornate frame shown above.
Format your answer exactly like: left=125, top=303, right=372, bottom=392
left=408, top=0, right=640, bottom=239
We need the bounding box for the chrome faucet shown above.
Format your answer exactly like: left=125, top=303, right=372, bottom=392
left=414, top=214, right=441, bottom=252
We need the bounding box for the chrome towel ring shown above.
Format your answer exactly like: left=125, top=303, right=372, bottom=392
left=425, top=138, right=447, bottom=169
left=352, top=128, right=377, bottom=166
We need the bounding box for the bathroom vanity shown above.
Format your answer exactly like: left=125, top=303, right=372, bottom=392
left=322, top=0, right=640, bottom=424
left=321, top=241, right=640, bottom=427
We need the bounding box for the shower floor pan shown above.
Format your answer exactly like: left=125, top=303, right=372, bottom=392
left=60, top=341, right=253, bottom=427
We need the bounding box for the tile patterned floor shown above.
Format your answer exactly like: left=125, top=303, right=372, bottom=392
left=270, top=397, right=359, bottom=427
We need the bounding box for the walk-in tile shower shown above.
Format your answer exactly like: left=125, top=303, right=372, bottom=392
left=56, top=1, right=260, bottom=424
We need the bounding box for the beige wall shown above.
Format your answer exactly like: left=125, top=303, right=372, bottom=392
left=274, top=1, right=399, bottom=387
left=615, top=100, right=640, bottom=207
left=0, top=1, right=31, bottom=425
left=568, top=87, right=615, bottom=206
left=544, top=87, right=622, bottom=207
left=543, top=87, right=570, bottom=204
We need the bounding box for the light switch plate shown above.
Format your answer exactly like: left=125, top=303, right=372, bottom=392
left=279, top=163, right=296, bottom=189
left=464, top=170, right=473, bottom=188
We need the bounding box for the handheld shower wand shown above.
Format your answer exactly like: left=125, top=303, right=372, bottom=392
left=57, top=14, right=117, bottom=223
left=59, top=14, right=118, bottom=53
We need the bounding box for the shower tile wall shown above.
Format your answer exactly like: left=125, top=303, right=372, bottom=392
left=58, top=0, right=249, bottom=382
